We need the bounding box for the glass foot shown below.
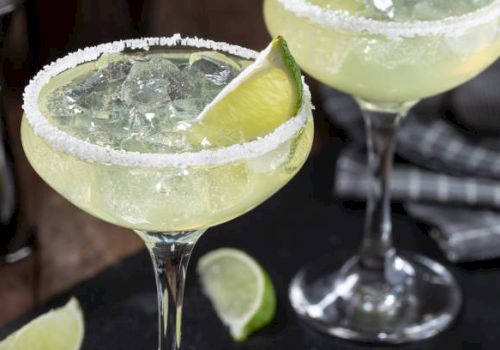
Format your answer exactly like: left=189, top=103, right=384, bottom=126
left=289, top=252, right=462, bottom=344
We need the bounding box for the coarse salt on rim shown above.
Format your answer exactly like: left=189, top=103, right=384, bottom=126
left=23, top=34, right=311, bottom=169
left=276, top=0, right=500, bottom=38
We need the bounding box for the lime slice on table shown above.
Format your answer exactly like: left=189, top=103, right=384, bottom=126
left=0, top=298, right=84, bottom=350
left=190, top=36, right=304, bottom=147
left=197, top=248, right=277, bottom=341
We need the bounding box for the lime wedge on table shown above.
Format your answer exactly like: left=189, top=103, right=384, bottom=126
left=0, top=298, right=84, bottom=350
left=197, top=248, right=277, bottom=341
left=191, top=36, right=304, bottom=147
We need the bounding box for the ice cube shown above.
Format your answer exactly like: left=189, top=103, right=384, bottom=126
left=70, top=73, right=107, bottom=104
left=166, top=98, right=206, bottom=120
left=55, top=69, right=118, bottom=114
left=45, top=52, right=238, bottom=153
left=119, top=57, right=190, bottom=106
left=411, top=1, right=449, bottom=20
left=119, top=130, right=191, bottom=153
left=189, top=53, right=239, bottom=86
left=86, top=129, right=118, bottom=147
left=149, top=131, right=190, bottom=151
left=398, top=0, right=492, bottom=21
left=46, top=87, right=88, bottom=118
left=103, top=60, right=132, bottom=83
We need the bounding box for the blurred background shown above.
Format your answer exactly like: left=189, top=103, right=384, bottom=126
left=0, top=0, right=333, bottom=327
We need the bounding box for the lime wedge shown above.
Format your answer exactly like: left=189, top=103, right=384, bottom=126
left=0, top=298, right=84, bottom=350
left=197, top=248, right=276, bottom=341
left=190, top=36, right=303, bottom=147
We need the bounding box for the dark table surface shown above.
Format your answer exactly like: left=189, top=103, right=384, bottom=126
left=1, top=139, right=499, bottom=350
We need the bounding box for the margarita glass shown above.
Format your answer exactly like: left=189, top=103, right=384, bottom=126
left=21, top=35, right=313, bottom=349
left=265, top=0, right=500, bottom=343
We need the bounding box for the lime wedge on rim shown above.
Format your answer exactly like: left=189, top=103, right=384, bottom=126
left=197, top=248, right=276, bottom=341
left=0, top=298, right=84, bottom=350
left=190, top=36, right=303, bottom=147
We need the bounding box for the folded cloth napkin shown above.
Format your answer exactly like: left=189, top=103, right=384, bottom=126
left=406, top=203, right=500, bottom=263
left=322, top=62, right=500, bottom=262
left=325, top=89, right=500, bottom=179
left=335, top=147, right=500, bottom=209
left=335, top=147, right=500, bottom=262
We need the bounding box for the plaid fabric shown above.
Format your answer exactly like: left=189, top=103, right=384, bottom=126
left=322, top=60, right=500, bottom=262
left=335, top=147, right=500, bottom=209
left=406, top=203, right=500, bottom=262
left=398, top=117, right=500, bottom=179
left=323, top=86, right=500, bottom=179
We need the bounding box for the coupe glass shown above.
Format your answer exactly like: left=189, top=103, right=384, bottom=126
left=21, top=35, right=314, bottom=350
left=264, top=0, right=500, bottom=343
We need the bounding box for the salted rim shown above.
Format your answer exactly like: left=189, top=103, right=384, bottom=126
left=23, top=34, right=311, bottom=169
left=276, top=0, right=500, bottom=38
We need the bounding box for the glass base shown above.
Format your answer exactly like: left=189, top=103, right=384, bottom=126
left=289, top=252, right=462, bottom=344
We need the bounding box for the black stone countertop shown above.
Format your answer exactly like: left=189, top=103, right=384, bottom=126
left=1, top=139, right=498, bottom=349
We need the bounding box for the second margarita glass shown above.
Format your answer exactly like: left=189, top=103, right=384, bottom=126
left=265, top=0, right=500, bottom=343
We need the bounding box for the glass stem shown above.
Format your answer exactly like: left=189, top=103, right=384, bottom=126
left=356, top=100, right=412, bottom=271
left=136, top=229, right=206, bottom=350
